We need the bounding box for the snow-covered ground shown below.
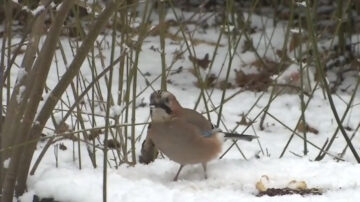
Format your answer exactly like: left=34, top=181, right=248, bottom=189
left=20, top=156, right=360, bottom=202
left=3, top=6, right=360, bottom=202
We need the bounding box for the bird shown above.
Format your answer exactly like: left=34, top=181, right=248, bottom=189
left=139, top=90, right=257, bottom=181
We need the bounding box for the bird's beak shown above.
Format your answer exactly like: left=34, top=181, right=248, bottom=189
left=150, top=94, right=161, bottom=107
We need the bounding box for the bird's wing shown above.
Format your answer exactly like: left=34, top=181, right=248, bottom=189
left=182, top=108, right=213, bottom=136
left=149, top=119, right=221, bottom=164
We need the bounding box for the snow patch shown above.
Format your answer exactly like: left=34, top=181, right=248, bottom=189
left=290, top=28, right=301, bottom=34
left=32, top=5, right=45, bottom=16
left=110, top=105, right=123, bottom=117
left=3, top=158, right=10, bottom=169
left=295, top=1, right=307, bottom=7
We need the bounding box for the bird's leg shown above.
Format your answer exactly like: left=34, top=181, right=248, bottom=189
left=173, top=165, right=184, bottom=181
left=202, top=163, right=208, bottom=179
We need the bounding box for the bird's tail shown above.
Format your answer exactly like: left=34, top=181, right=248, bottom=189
left=223, top=132, right=258, bottom=141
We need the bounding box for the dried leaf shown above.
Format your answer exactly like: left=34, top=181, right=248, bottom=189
left=289, top=33, right=304, bottom=52
left=235, top=70, right=272, bottom=91
left=297, top=121, right=319, bottom=134
left=88, top=129, right=102, bottom=140
left=242, top=39, right=253, bottom=53
left=55, top=122, right=71, bottom=134
left=250, top=58, right=283, bottom=75
left=104, top=139, right=121, bottom=149
left=59, top=143, right=67, bottom=151
left=216, top=80, right=234, bottom=90
left=236, top=114, right=253, bottom=126
left=189, top=53, right=210, bottom=70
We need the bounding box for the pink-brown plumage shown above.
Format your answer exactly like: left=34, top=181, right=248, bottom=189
left=145, top=90, right=223, bottom=181
left=140, top=90, right=257, bottom=180
left=149, top=118, right=222, bottom=165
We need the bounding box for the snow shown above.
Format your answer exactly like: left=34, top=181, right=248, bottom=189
left=110, top=105, right=123, bottom=118
left=290, top=28, right=301, bottom=34
left=10, top=0, right=43, bottom=16
left=3, top=158, right=11, bottom=169
left=31, top=5, right=45, bottom=16
left=296, top=1, right=307, bottom=7
left=2, top=4, right=360, bottom=202
left=19, top=155, right=360, bottom=202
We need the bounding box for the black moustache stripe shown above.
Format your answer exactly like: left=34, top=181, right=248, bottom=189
left=153, top=103, right=172, bottom=114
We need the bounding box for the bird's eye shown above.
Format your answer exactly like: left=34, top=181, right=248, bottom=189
left=165, top=97, right=169, bottom=103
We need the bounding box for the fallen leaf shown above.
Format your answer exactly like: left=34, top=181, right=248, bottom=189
left=297, top=121, right=319, bottom=134
left=88, top=129, right=102, bottom=140
left=104, top=139, right=121, bottom=149
left=59, top=143, right=67, bottom=151
left=236, top=114, right=253, bottom=126
left=250, top=58, right=284, bottom=75
left=189, top=53, right=211, bottom=70
left=235, top=70, right=272, bottom=91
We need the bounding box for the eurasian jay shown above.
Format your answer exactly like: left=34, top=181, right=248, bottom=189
left=139, top=90, right=257, bottom=181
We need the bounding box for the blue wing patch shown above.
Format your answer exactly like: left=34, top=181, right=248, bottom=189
left=202, top=130, right=214, bottom=137
left=201, top=128, right=222, bottom=137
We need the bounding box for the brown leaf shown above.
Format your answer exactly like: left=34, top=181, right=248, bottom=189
left=242, top=39, right=253, bottom=53
left=289, top=33, right=307, bottom=52
left=296, top=121, right=319, bottom=134
left=236, top=114, right=253, bottom=126
left=88, top=129, right=102, bottom=140
left=194, top=74, right=234, bottom=90
left=189, top=53, right=211, bottom=70
left=250, top=58, right=283, bottom=75
left=55, top=122, right=71, bottom=134
left=235, top=70, right=272, bottom=91
left=104, top=139, right=121, bottom=149
left=59, top=143, right=67, bottom=151
left=216, top=80, right=234, bottom=90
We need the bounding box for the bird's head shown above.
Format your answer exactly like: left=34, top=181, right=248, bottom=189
left=149, top=90, right=181, bottom=122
